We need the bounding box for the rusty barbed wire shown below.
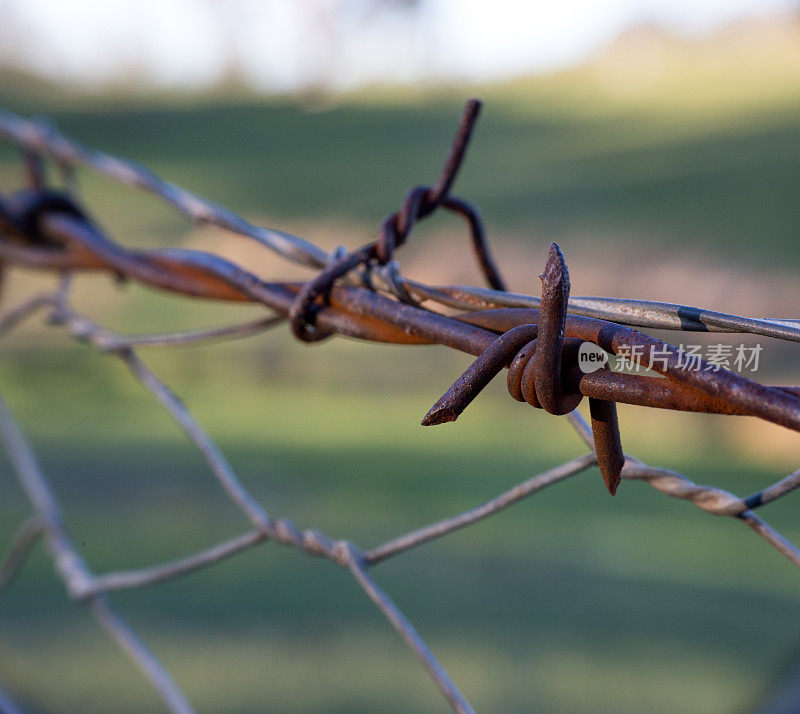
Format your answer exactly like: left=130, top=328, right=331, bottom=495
left=288, top=99, right=505, bottom=341
left=0, top=101, right=798, bottom=713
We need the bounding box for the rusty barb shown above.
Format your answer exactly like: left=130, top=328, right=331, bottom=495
left=423, top=242, right=624, bottom=495
left=0, top=100, right=799, bottom=488
left=1, top=100, right=800, bottom=714
left=288, top=98, right=505, bottom=341
left=421, top=239, right=800, bottom=495
left=0, top=98, right=798, bottom=485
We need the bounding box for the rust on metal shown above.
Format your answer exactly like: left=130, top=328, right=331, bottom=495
left=290, top=98, right=505, bottom=342
left=3, top=101, right=800, bottom=714
left=1, top=104, right=799, bottom=497
left=533, top=243, right=581, bottom=416
left=424, top=242, right=624, bottom=494
left=588, top=398, right=624, bottom=496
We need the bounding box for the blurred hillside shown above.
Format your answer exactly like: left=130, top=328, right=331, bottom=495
left=581, top=13, right=800, bottom=104
left=2, top=15, right=800, bottom=281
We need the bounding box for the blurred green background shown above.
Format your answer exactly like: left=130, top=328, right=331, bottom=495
left=1, top=35, right=800, bottom=714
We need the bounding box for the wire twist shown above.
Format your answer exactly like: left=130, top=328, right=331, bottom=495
left=0, top=102, right=799, bottom=714
left=289, top=99, right=506, bottom=341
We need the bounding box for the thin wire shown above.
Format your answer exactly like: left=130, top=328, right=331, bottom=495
left=0, top=109, right=328, bottom=270
left=0, top=109, right=798, bottom=714
left=405, top=282, right=800, bottom=342
left=365, top=453, right=598, bottom=564
left=0, top=390, right=193, bottom=713
left=0, top=516, right=42, bottom=591
left=2, top=108, right=796, bottom=343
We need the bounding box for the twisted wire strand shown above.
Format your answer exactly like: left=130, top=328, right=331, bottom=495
left=0, top=294, right=472, bottom=712
left=0, top=107, right=796, bottom=340
left=569, top=409, right=800, bottom=566
left=0, top=110, right=329, bottom=269
left=404, top=281, right=800, bottom=342
left=1, top=290, right=799, bottom=712
left=0, top=389, right=193, bottom=714
left=0, top=108, right=798, bottom=714
left=8, top=204, right=786, bottom=428
left=0, top=288, right=800, bottom=711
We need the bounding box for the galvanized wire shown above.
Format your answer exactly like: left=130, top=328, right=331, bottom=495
left=0, top=106, right=798, bottom=713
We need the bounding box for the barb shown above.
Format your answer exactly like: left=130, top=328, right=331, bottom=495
left=289, top=99, right=505, bottom=341
left=0, top=105, right=798, bottom=713
left=1, top=106, right=794, bottom=340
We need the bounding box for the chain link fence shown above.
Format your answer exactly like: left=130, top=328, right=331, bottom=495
left=0, top=101, right=799, bottom=713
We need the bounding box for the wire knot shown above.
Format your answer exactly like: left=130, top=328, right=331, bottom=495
left=0, top=187, right=87, bottom=246
left=288, top=98, right=507, bottom=342
left=423, top=243, right=625, bottom=496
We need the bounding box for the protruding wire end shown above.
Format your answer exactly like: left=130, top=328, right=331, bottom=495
left=421, top=403, right=458, bottom=427
left=588, top=397, right=625, bottom=496
left=430, top=98, right=484, bottom=203
left=540, top=242, right=570, bottom=302
left=533, top=241, right=581, bottom=416
left=604, top=469, right=622, bottom=496
left=462, top=98, right=483, bottom=129
left=421, top=324, right=540, bottom=428
left=455, top=100, right=483, bottom=153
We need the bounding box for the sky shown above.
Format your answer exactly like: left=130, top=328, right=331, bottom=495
left=0, top=0, right=797, bottom=91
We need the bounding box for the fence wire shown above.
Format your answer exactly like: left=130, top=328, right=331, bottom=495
left=0, top=101, right=799, bottom=713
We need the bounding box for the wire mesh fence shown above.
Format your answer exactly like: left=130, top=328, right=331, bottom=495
left=0, top=100, right=799, bottom=713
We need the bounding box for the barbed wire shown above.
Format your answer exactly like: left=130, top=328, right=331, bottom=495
left=0, top=101, right=798, bottom=713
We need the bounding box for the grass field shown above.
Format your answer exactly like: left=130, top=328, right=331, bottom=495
left=0, top=55, right=799, bottom=712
